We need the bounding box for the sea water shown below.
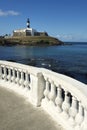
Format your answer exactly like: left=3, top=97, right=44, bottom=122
left=0, top=42, right=87, bottom=84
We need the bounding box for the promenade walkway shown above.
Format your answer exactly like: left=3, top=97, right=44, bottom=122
left=0, top=86, right=63, bottom=130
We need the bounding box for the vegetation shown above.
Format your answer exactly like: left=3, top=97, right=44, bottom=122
left=0, top=36, right=64, bottom=46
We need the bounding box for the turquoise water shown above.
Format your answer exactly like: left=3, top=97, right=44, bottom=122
left=0, top=42, right=87, bottom=84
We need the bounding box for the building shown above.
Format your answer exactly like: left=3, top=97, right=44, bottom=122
left=13, top=18, right=48, bottom=37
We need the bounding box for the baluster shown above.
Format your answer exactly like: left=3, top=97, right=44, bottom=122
left=75, top=102, right=84, bottom=130
left=81, top=108, right=87, bottom=130
left=24, top=71, right=29, bottom=90
left=11, top=68, right=15, bottom=82
left=62, top=90, right=70, bottom=119
left=49, top=81, right=56, bottom=105
left=3, top=66, right=7, bottom=81
left=44, top=78, right=50, bottom=102
left=15, top=69, right=20, bottom=85
left=69, top=96, right=78, bottom=126
left=7, top=68, right=11, bottom=82
left=19, top=70, right=24, bottom=87
left=55, top=85, right=63, bottom=113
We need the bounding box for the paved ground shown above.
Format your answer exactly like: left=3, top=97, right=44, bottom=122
left=0, top=86, right=63, bottom=130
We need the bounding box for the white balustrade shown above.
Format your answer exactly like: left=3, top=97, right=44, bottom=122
left=0, top=60, right=87, bottom=130
left=0, top=61, right=45, bottom=107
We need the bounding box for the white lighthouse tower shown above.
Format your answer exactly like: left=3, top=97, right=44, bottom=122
left=26, top=18, right=37, bottom=36
left=27, top=18, right=30, bottom=28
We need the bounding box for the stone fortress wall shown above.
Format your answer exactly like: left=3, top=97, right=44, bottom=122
left=13, top=30, right=48, bottom=37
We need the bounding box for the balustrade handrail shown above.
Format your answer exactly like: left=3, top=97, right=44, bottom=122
left=0, top=60, right=87, bottom=130
left=0, top=60, right=40, bottom=76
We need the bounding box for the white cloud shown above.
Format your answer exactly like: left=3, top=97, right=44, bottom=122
left=0, top=9, right=20, bottom=16
left=56, top=34, right=87, bottom=42
left=56, top=34, right=73, bottom=41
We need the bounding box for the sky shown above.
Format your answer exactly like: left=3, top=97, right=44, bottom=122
left=0, top=0, right=87, bottom=42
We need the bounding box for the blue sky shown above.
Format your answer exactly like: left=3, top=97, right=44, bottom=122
left=0, top=0, right=87, bottom=41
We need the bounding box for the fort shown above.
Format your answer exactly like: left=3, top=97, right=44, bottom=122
left=0, top=60, right=87, bottom=130
left=13, top=18, right=48, bottom=37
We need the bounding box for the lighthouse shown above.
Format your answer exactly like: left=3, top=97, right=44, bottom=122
left=27, top=18, right=30, bottom=28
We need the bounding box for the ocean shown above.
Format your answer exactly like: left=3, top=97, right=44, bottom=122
left=0, top=42, right=87, bottom=84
